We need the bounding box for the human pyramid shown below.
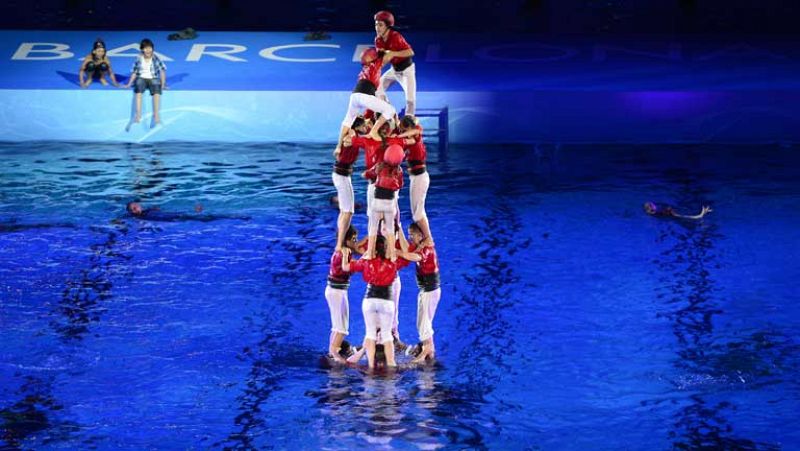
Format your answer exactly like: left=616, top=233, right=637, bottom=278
left=324, top=11, right=441, bottom=370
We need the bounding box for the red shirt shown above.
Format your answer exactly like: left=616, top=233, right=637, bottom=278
left=357, top=57, right=384, bottom=89
left=409, top=243, right=439, bottom=276
left=375, top=30, right=413, bottom=67
left=336, top=141, right=360, bottom=166
left=366, top=163, right=403, bottom=192
left=328, top=250, right=352, bottom=286
left=351, top=136, right=409, bottom=177
left=350, top=256, right=411, bottom=286
left=350, top=136, right=384, bottom=175
left=405, top=125, right=426, bottom=164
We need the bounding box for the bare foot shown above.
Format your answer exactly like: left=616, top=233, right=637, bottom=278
left=393, top=335, right=407, bottom=352
left=329, top=353, right=346, bottom=364
left=411, top=346, right=434, bottom=365
left=134, top=115, right=141, bottom=123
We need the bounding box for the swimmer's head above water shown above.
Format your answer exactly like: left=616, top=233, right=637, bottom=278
left=126, top=201, right=143, bottom=216
left=643, top=201, right=658, bottom=215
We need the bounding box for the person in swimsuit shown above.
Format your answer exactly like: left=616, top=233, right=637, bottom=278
left=126, top=202, right=250, bottom=222
left=643, top=202, right=712, bottom=219
left=79, top=39, right=119, bottom=88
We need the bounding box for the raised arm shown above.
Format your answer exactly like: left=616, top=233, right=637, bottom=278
left=341, top=248, right=352, bottom=272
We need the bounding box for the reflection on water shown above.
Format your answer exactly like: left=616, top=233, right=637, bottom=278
left=650, top=169, right=789, bottom=449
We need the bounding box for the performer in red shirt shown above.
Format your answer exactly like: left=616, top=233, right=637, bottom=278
left=345, top=130, right=414, bottom=235
left=406, top=221, right=441, bottom=364
left=363, top=144, right=405, bottom=261
left=324, top=225, right=362, bottom=363
left=374, top=10, right=417, bottom=115
left=338, top=47, right=396, bottom=151
left=397, top=115, right=434, bottom=244
left=332, top=116, right=370, bottom=251
left=343, top=235, right=419, bottom=369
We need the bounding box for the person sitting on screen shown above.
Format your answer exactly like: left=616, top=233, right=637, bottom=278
left=79, top=39, right=119, bottom=88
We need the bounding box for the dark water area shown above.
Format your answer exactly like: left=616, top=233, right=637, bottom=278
left=1, top=141, right=799, bottom=449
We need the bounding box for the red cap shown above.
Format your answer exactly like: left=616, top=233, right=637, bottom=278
left=374, top=11, right=395, bottom=27
left=384, top=144, right=404, bottom=165
left=360, top=47, right=379, bottom=65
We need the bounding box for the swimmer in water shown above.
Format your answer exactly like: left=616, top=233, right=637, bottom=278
left=126, top=201, right=250, bottom=222
left=643, top=202, right=712, bottom=220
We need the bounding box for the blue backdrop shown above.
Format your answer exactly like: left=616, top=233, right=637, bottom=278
left=1, top=31, right=798, bottom=143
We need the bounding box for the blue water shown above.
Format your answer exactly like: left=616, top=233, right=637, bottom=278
left=1, top=141, right=799, bottom=449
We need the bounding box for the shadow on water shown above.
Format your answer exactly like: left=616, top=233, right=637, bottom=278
left=0, top=376, right=80, bottom=449
left=648, top=166, right=792, bottom=449
left=216, top=204, right=329, bottom=449
left=446, top=164, right=535, bottom=447
left=51, top=222, right=132, bottom=341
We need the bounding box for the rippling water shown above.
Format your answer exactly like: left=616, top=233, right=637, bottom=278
left=1, top=142, right=799, bottom=449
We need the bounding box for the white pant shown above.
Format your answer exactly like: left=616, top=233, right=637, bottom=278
left=325, top=286, right=349, bottom=335
left=342, top=92, right=396, bottom=128
left=367, top=184, right=400, bottom=237
left=368, top=193, right=398, bottom=242
left=378, top=63, right=417, bottom=115
left=417, top=288, right=441, bottom=341
left=332, top=172, right=354, bottom=213
left=409, top=171, right=429, bottom=222
left=392, top=276, right=402, bottom=334
left=363, top=297, right=395, bottom=344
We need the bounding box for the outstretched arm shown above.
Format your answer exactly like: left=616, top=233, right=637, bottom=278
left=675, top=205, right=713, bottom=220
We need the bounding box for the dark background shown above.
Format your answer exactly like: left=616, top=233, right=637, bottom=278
left=2, top=0, right=799, bottom=35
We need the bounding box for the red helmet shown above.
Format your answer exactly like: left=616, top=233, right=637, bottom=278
left=384, top=144, right=404, bottom=165
left=374, top=10, right=395, bottom=27
left=360, top=47, right=379, bottom=65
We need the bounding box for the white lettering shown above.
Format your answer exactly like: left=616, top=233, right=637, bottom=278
left=186, top=44, right=247, bottom=62
left=106, top=43, right=174, bottom=61
left=260, top=44, right=339, bottom=62
left=475, top=43, right=577, bottom=62
left=12, top=43, right=73, bottom=60
left=592, top=43, right=681, bottom=62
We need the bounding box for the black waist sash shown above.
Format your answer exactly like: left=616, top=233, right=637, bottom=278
left=333, top=161, right=353, bottom=176
left=392, top=57, right=413, bottom=72
left=327, top=275, right=350, bottom=289
left=416, top=272, right=440, bottom=292
left=353, top=79, right=377, bottom=96
left=374, top=186, right=395, bottom=200
left=366, top=284, right=392, bottom=300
